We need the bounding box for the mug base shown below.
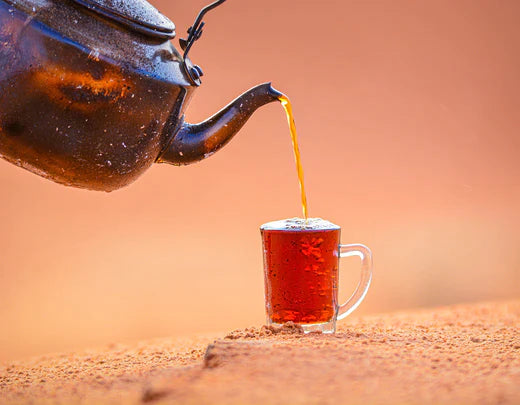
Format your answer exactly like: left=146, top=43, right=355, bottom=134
left=270, top=321, right=336, bottom=334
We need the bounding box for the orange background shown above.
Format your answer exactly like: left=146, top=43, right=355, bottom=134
left=1, top=0, right=519, bottom=362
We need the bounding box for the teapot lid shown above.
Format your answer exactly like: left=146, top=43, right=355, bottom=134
left=71, top=0, right=175, bottom=40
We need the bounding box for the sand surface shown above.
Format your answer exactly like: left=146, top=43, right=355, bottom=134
left=1, top=301, right=519, bottom=404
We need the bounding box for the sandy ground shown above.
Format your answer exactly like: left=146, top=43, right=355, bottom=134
left=1, top=300, right=519, bottom=405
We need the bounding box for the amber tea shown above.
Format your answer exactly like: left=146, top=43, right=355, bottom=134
left=261, top=218, right=340, bottom=325
left=261, top=218, right=373, bottom=333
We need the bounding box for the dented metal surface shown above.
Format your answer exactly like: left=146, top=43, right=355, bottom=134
left=0, top=0, right=280, bottom=191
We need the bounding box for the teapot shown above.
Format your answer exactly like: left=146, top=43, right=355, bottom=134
left=0, top=0, right=282, bottom=191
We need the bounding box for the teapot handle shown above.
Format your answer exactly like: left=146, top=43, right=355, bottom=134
left=180, top=0, right=228, bottom=85
left=180, top=0, right=227, bottom=58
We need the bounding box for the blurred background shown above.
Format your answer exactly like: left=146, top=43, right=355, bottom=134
left=1, top=0, right=519, bottom=362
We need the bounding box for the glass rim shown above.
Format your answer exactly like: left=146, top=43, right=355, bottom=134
left=260, top=217, right=340, bottom=232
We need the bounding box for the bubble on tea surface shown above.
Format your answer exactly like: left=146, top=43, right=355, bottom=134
left=260, top=218, right=340, bottom=231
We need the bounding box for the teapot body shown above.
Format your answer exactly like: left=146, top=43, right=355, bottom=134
left=0, top=0, right=195, bottom=191
left=0, top=0, right=282, bottom=191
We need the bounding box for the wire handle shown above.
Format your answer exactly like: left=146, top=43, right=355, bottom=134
left=180, top=0, right=227, bottom=60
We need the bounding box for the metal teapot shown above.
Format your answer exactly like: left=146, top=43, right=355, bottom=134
left=0, top=0, right=281, bottom=191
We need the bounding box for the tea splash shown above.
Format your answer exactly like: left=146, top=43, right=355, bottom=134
left=279, top=95, right=308, bottom=219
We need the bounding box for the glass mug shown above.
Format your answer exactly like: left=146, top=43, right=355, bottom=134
left=260, top=218, right=373, bottom=333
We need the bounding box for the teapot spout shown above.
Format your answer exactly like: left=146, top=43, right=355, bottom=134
left=157, top=83, right=282, bottom=165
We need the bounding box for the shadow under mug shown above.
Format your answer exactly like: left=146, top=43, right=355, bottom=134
left=260, top=220, right=373, bottom=333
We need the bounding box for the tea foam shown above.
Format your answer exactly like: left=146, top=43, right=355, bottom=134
left=260, top=217, right=340, bottom=231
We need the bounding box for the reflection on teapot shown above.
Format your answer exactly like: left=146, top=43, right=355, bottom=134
left=0, top=0, right=282, bottom=191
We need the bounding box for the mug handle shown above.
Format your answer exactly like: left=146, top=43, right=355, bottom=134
left=337, top=244, right=373, bottom=320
